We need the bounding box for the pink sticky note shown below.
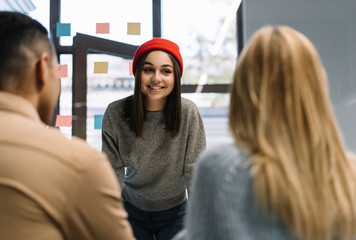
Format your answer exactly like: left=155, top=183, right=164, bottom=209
left=55, top=115, right=72, bottom=127
left=59, top=64, right=68, bottom=78
left=96, top=23, right=110, bottom=34
left=129, top=62, right=133, bottom=76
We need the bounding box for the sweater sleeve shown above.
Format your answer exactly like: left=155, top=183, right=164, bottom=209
left=101, top=106, right=125, bottom=186
left=184, top=103, right=206, bottom=196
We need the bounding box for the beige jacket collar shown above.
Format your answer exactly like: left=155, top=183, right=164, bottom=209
left=0, top=91, right=42, bottom=123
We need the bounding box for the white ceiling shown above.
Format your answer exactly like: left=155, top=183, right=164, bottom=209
left=0, top=0, right=35, bottom=13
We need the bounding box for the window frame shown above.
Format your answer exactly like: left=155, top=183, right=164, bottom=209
left=49, top=0, right=243, bottom=139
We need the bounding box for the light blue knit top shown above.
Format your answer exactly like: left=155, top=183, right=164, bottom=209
left=173, top=143, right=300, bottom=240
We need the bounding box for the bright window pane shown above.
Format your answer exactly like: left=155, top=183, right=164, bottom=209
left=60, top=0, right=153, bottom=46
left=58, top=54, right=73, bottom=139
left=162, top=0, right=239, bottom=85
left=86, top=54, right=134, bottom=151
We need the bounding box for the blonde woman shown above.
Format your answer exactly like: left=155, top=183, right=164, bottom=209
left=173, top=25, right=356, bottom=240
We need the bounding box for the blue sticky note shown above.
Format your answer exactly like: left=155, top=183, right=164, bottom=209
left=94, top=114, right=104, bottom=129
left=56, top=23, right=71, bottom=37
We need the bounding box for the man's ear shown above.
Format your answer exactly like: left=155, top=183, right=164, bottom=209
left=35, top=52, right=50, bottom=92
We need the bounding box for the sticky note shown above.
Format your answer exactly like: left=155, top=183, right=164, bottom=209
left=55, top=115, right=72, bottom=127
left=94, top=114, right=104, bottom=129
left=96, top=23, right=110, bottom=34
left=56, top=23, right=71, bottom=37
left=59, top=64, right=68, bottom=78
left=127, top=22, right=141, bottom=35
left=94, top=62, right=108, bottom=74
left=129, top=62, right=133, bottom=75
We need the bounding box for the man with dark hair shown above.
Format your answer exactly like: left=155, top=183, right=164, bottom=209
left=0, top=11, right=135, bottom=240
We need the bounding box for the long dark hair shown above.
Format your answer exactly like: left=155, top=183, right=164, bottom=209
left=123, top=50, right=182, bottom=138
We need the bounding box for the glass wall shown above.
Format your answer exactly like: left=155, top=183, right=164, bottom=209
left=5, top=0, right=355, bottom=152
left=162, top=0, right=238, bottom=85
left=86, top=54, right=134, bottom=151
left=59, top=0, right=237, bottom=150
left=161, top=0, right=238, bottom=150
left=23, top=0, right=238, bottom=150
left=59, top=0, right=153, bottom=46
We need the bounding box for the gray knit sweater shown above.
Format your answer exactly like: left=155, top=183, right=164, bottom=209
left=102, top=97, right=206, bottom=211
left=173, top=143, right=300, bottom=240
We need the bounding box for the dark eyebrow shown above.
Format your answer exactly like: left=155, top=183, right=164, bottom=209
left=162, top=64, right=173, bottom=68
left=143, top=62, right=173, bottom=68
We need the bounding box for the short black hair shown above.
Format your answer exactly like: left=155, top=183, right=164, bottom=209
left=0, top=11, right=53, bottom=90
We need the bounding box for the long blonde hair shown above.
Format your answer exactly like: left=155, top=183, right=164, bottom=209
left=229, top=25, right=356, bottom=240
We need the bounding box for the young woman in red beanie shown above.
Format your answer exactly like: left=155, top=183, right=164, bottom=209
left=102, top=38, right=206, bottom=240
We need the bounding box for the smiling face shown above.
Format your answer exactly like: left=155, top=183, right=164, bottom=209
left=140, top=50, right=175, bottom=111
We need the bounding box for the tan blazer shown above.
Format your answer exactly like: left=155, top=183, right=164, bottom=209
left=0, top=92, right=135, bottom=240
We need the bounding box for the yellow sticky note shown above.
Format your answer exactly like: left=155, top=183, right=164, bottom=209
left=127, top=22, right=141, bottom=35
left=94, top=62, right=108, bottom=74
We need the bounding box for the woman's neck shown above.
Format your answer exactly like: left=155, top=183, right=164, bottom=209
left=145, top=99, right=166, bottom=111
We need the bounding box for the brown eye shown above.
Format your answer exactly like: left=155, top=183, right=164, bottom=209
left=143, top=67, right=153, bottom=73
left=163, top=69, right=172, bottom=74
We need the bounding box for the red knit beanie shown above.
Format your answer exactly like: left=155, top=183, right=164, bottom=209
left=132, top=38, right=183, bottom=76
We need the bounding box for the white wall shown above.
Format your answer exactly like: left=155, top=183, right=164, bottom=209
left=243, top=0, right=356, bottom=152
